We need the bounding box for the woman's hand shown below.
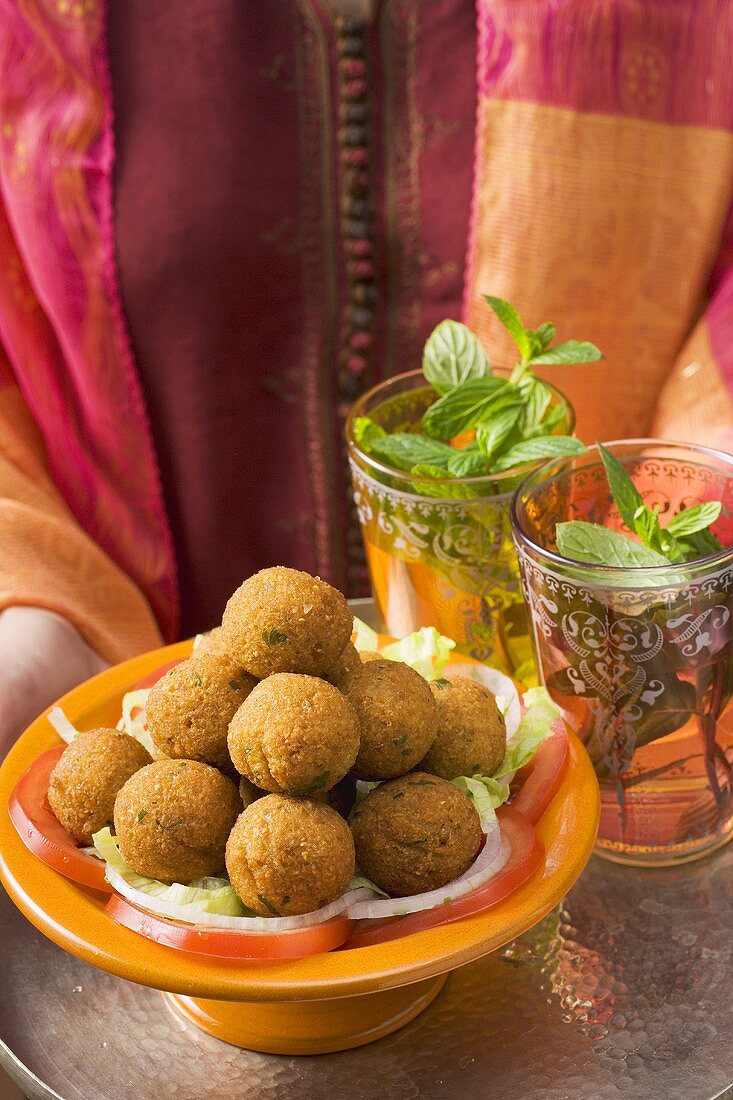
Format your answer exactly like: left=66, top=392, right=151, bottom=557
left=0, top=607, right=107, bottom=759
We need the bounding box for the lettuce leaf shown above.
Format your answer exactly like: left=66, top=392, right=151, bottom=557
left=92, top=827, right=249, bottom=916
left=493, top=687, right=560, bottom=778
left=351, top=779, right=382, bottom=816
left=116, top=690, right=156, bottom=757
left=352, top=616, right=380, bottom=654
left=452, top=774, right=510, bottom=817
left=379, top=627, right=456, bottom=679
left=349, top=873, right=389, bottom=900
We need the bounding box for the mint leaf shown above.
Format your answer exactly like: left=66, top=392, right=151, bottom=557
left=633, top=505, right=664, bottom=548
left=657, top=535, right=688, bottom=562
left=533, top=322, right=555, bottom=350
left=492, top=435, right=586, bottom=472
left=666, top=501, right=723, bottom=539
left=529, top=340, right=603, bottom=366
left=595, top=447, right=695, bottom=561
left=447, top=444, right=490, bottom=478
left=621, top=504, right=686, bottom=562
left=475, top=405, right=522, bottom=463
left=368, top=433, right=456, bottom=471
left=556, top=521, right=671, bottom=567
left=353, top=416, right=386, bottom=449
left=422, top=377, right=507, bottom=439
left=676, top=528, right=724, bottom=558
left=483, top=295, right=532, bottom=359
left=597, top=443, right=644, bottom=533
left=410, top=465, right=477, bottom=499
left=521, top=378, right=553, bottom=433
left=422, top=320, right=491, bottom=394
left=532, top=399, right=569, bottom=434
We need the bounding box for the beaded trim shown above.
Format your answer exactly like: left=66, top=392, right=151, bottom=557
left=334, top=13, right=376, bottom=591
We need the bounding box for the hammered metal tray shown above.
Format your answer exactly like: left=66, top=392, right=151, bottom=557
left=2, top=599, right=732, bottom=1098
left=2, top=844, right=732, bottom=1100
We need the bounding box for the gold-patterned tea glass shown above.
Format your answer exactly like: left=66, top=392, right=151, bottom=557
left=346, top=369, right=575, bottom=678
left=511, top=440, right=733, bottom=865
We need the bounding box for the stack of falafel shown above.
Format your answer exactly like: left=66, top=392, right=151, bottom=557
left=48, top=567, right=508, bottom=919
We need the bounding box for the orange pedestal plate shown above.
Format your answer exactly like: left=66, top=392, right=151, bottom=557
left=0, top=641, right=599, bottom=1054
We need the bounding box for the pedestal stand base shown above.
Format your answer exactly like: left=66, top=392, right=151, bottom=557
left=163, top=973, right=448, bottom=1054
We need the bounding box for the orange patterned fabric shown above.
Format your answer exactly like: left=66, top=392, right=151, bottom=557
left=652, top=321, right=733, bottom=445
left=0, top=382, right=163, bottom=663
left=464, top=100, right=733, bottom=444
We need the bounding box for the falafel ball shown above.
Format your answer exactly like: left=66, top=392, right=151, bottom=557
left=228, top=673, right=360, bottom=796
left=221, top=567, right=353, bottom=678
left=226, top=794, right=355, bottom=916
left=421, top=675, right=506, bottom=780
left=193, top=626, right=231, bottom=660
left=114, top=759, right=241, bottom=883
left=48, top=729, right=152, bottom=845
left=323, top=641, right=362, bottom=688
left=351, top=772, right=482, bottom=896
left=146, top=652, right=256, bottom=769
left=342, top=658, right=437, bottom=779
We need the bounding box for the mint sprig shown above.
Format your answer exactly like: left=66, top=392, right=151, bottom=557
left=483, top=297, right=532, bottom=359
left=484, top=295, right=603, bottom=378
left=354, top=296, right=601, bottom=483
left=556, top=522, right=672, bottom=568
left=556, top=445, right=725, bottom=567
left=492, top=435, right=586, bottom=472
left=475, top=405, right=522, bottom=463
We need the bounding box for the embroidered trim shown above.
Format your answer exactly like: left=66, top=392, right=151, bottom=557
left=381, top=0, right=423, bottom=378
left=293, top=0, right=344, bottom=585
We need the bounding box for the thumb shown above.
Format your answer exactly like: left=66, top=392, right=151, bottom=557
left=0, top=607, right=107, bottom=759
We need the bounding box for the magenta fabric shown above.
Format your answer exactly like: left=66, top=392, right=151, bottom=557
left=477, top=0, right=733, bottom=127
left=106, top=0, right=476, bottom=633
left=1, top=0, right=733, bottom=642
left=107, top=1, right=310, bottom=635
left=0, top=0, right=178, bottom=639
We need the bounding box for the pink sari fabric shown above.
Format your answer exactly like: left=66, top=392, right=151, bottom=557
left=0, top=0, right=732, bottom=650
left=0, top=0, right=178, bottom=638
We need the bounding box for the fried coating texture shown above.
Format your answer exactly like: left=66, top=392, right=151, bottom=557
left=48, top=729, right=152, bottom=845
left=228, top=673, right=360, bottom=795
left=146, top=652, right=256, bottom=769
left=323, top=642, right=362, bottom=688
left=421, top=675, right=506, bottom=779
left=221, top=567, right=352, bottom=678
left=350, top=772, right=482, bottom=896
left=114, top=759, right=241, bottom=883
left=226, top=794, right=355, bottom=916
left=342, top=659, right=437, bottom=779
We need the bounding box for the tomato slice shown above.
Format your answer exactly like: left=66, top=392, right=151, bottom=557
left=134, top=658, right=183, bottom=690
left=8, top=745, right=111, bottom=892
left=106, top=894, right=352, bottom=960
left=344, top=806, right=543, bottom=949
left=511, top=719, right=569, bottom=825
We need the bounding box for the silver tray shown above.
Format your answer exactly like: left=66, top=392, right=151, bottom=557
left=2, top=599, right=732, bottom=1099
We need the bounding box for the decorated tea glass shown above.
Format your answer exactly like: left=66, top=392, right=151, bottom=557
left=511, top=440, right=733, bottom=865
left=346, top=369, right=574, bottom=678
